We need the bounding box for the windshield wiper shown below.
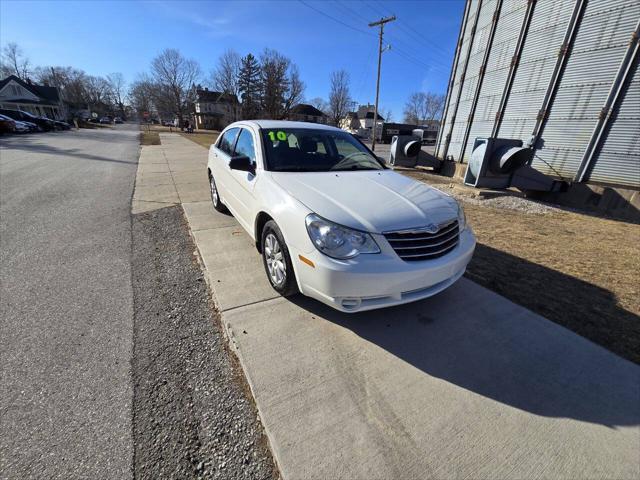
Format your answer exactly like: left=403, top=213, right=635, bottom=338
left=331, top=165, right=380, bottom=171
left=276, top=167, right=327, bottom=172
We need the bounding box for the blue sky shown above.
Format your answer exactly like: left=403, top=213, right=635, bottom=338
left=0, top=0, right=464, bottom=119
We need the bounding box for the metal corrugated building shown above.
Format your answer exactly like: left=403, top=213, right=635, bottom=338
left=436, top=0, right=640, bottom=188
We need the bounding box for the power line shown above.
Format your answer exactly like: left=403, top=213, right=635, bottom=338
left=298, top=0, right=448, bottom=77
left=368, top=0, right=456, bottom=63
left=298, top=0, right=373, bottom=37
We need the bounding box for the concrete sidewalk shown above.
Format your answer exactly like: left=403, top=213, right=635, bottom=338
left=132, top=134, right=211, bottom=213
left=134, top=133, right=640, bottom=480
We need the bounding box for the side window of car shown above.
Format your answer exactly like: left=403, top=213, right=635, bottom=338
left=233, top=129, right=256, bottom=163
left=217, top=127, right=239, bottom=155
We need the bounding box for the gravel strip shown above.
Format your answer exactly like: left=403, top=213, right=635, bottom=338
left=131, top=205, right=279, bottom=480
left=404, top=171, right=566, bottom=215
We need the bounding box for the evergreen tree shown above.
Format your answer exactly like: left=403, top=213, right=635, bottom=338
left=238, top=53, right=261, bottom=120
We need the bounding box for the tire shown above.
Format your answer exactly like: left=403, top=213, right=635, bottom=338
left=261, top=220, right=299, bottom=297
left=209, top=171, right=227, bottom=213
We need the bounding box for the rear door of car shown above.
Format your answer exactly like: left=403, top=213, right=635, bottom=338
left=212, top=127, right=240, bottom=213
left=227, top=127, right=260, bottom=228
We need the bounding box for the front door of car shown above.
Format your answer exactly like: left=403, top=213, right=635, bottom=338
left=212, top=127, right=240, bottom=213
left=228, top=128, right=258, bottom=230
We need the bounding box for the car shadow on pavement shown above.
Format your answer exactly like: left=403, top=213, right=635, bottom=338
left=2, top=141, right=138, bottom=165
left=287, top=249, right=640, bottom=429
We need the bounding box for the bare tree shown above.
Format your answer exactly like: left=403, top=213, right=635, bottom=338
left=150, top=48, right=201, bottom=122
left=381, top=108, right=393, bottom=123
left=129, top=75, right=155, bottom=117
left=84, top=75, right=111, bottom=106
left=423, top=92, right=445, bottom=122
left=403, top=92, right=423, bottom=124
left=309, top=97, right=329, bottom=114
left=260, top=49, right=304, bottom=119
left=328, top=70, right=352, bottom=127
left=107, top=73, right=127, bottom=117
left=211, top=49, right=241, bottom=97
left=35, top=66, right=88, bottom=104
left=1, top=42, right=31, bottom=79
left=403, top=92, right=446, bottom=124
left=283, top=64, right=304, bottom=118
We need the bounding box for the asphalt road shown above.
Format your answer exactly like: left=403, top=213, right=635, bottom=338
left=0, top=125, right=139, bottom=478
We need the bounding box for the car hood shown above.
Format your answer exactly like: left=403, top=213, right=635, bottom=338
left=270, top=170, right=458, bottom=233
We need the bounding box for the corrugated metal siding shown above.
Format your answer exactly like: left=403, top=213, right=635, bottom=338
left=589, top=57, right=640, bottom=186
left=498, top=0, right=575, bottom=142
left=533, top=0, right=638, bottom=179
left=447, top=0, right=497, bottom=161
left=460, top=0, right=528, bottom=161
left=438, top=0, right=639, bottom=188
left=437, top=0, right=480, bottom=158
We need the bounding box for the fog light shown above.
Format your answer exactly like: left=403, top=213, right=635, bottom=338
left=341, top=298, right=361, bottom=310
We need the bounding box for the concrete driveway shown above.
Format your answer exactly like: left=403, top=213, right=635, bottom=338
left=138, top=133, right=640, bottom=479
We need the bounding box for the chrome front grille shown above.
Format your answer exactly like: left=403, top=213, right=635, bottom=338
left=384, top=220, right=459, bottom=261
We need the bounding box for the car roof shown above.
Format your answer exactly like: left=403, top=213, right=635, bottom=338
left=229, top=120, right=342, bottom=132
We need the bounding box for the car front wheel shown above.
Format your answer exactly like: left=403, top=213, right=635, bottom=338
left=209, top=172, right=227, bottom=213
left=261, top=220, right=298, bottom=297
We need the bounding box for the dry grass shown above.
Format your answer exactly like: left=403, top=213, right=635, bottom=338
left=140, top=130, right=161, bottom=145
left=409, top=172, right=640, bottom=363
left=179, top=130, right=219, bottom=149
left=142, top=124, right=219, bottom=149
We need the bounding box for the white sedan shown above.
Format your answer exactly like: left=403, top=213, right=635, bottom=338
left=207, top=120, right=475, bottom=312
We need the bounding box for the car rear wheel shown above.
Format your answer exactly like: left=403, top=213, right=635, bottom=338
left=209, top=172, right=227, bottom=213
left=261, top=220, right=298, bottom=297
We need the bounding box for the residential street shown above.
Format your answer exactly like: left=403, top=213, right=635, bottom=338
left=0, top=126, right=277, bottom=479
left=0, top=126, right=139, bottom=478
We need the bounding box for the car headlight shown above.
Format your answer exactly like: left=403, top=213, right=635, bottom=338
left=457, top=203, right=467, bottom=231
left=305, top=214, right=380, bottom=259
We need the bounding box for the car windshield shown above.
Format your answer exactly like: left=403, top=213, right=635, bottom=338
left=260, top=128, right=384, bottom=172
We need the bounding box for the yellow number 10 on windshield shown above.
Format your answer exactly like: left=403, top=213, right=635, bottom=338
left=268, top=131, right=287, bottom=142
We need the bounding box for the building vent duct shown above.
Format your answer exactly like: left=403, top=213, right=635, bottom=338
left=465, top=137, right=565, bottom=192
left=389, top=135, right=421, bottom=167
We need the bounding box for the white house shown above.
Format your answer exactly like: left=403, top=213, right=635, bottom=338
left=193, top=88, right=240, bottom=130
left=0, top=75, right=64, bottom=119
left=340, top=104, right=385, bottom=137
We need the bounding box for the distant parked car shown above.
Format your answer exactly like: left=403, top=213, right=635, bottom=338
left=99, top=117, right=112, bottom=124
left=19, top=120, right=41, bottom=132
left=113, top=117, right=123, bottom=124
left=0, top=114, right=16, bottom=133
left=53, top=120, right=71, bottom=130
left=13, top=120, right=32, bottom=133
left=0, top=109, right=55, bottom=131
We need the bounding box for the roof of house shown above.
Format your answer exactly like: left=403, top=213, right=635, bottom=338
left=196, top=89, right=239, bottom=104
left=290, top=103, right=326, bottom=117
left=343, top=109, right=384, bottom=121
left=0, top=75, right=61, bottom=104
left=364, top=111, right=384, bottom=120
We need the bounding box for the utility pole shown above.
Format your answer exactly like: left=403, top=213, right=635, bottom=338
left=368, top=15, right=395, bottom=152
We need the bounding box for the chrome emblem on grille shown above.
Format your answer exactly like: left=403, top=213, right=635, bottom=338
left=423, top=223, right=440, bottom=234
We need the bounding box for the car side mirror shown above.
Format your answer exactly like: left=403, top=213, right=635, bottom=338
left=229, top=155, right=255, bottom=174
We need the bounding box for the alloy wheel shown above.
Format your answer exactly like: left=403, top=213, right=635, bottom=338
left=210, top=176, right=219, bottom=206
left=264, top=233, right=286, bottom=287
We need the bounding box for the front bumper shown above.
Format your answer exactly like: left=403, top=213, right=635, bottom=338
left=293, top=228, right=476, bottom=312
